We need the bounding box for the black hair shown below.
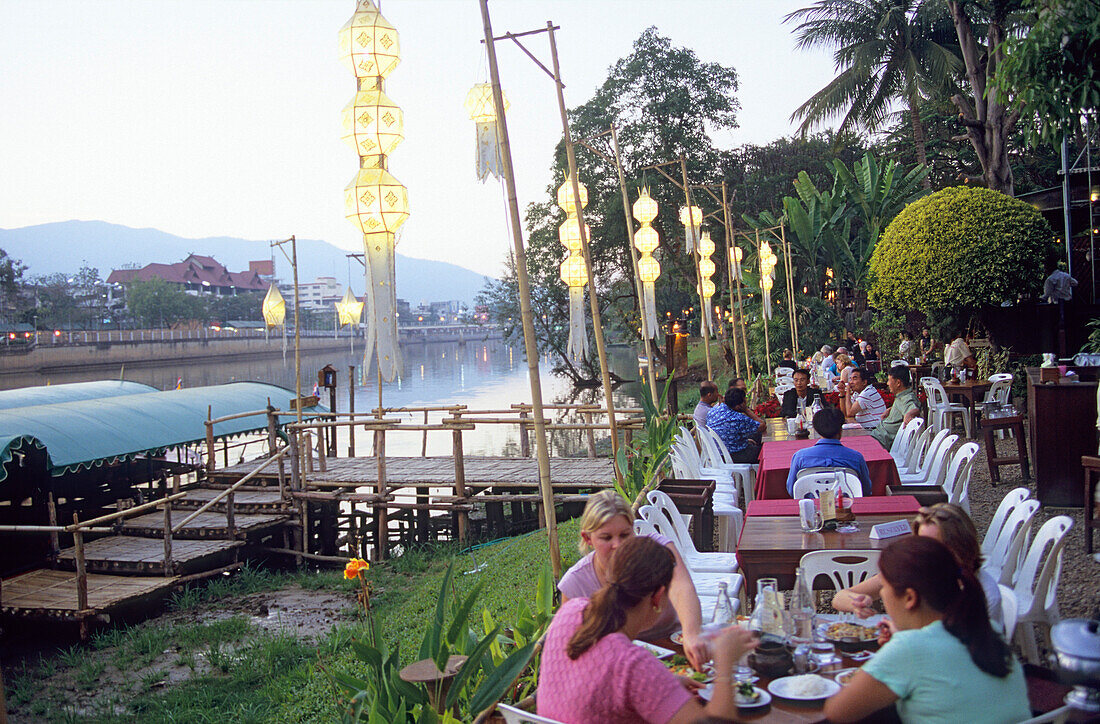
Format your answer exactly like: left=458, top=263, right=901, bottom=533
left=812, top=406, right=844, bottom=438
left=887, top=364, right=912, bottom=387
left=699, top=380, right=718, bottom=396
left=792, top=368, right=811, bottom=381
left=725, top=387, right=747, bottom=408
left=850, top=367, right=871, bottom=384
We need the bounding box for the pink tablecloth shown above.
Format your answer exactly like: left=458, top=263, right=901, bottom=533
left=746, top=495, right=921, bottom=517
left=753, top=436, right=901, bottom=500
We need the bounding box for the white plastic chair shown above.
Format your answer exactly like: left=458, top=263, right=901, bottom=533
left=924, top=377, right=971, bottom=437
left=1012, top=515, right=1074, bottom=663
left=890, top=359, right=909, bottom=367
left=985, top=499, right=1041, bottom=586
left=1017, top=706, right=1074, bottom=723
left=791, top=469, right=865, bottom=499
left=798, top=550, right=881, bottom=590
left=898, top=430, right=957, bottom=485
left=900, top=424, right=934, bottom=475
left=641, top=491, right=741, bottom=573
left=695, top=426, right=756, bottom=506
left=775, top=367, right=794, bottom=378
left=496, top=703, right=564, bottom=724
left=998, top=584, right=1018, bottom=641
left=981, top=488, right=1031, bottom=559
left=941, top=442, right=980, bottom=513
left=889, top=416, right=925, bottom=464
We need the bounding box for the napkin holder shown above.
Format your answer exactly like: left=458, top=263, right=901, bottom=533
left=868, top=519, right=910, bottom=540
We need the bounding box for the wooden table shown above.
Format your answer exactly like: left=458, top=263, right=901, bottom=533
left=980, top=414, right=1030, bottom=484
left=745, top=496, right=921, bottom=519
left=941, top=380, right=992, bottom=438
left=1028, top=367, right=1099, bottom=507
left=761, top=418, right=873, bottom=443
left=753, top=437, right=901, bottom=500
left=736, top=514, right=909, bottom=593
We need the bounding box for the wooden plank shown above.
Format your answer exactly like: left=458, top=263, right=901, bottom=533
left=56, top=537, right=244, bottom=575
left=1, top=569, right=179, bottom=613
left=120, top=511, right=289, bottom=539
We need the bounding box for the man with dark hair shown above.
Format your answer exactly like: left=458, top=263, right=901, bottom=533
left=707, top=388, right=766, bottom=463
left=727, top=377, right=747, bottom=392
left=944, top=330, right=977, bottom=373
left=781, top=368, right=820, bottom=418
left=838, top=367, right=886, bottom=429
left=786, top=407, right=872, bottom=496
left=777, top=349, right=798, bottom=371
left=871, top=365, right=921, bottom=450
left=693, top=380, right=720, bottom=430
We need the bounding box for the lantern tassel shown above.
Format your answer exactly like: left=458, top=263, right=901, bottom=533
left=763, top=289, right=772, bottom=320
left=642, top=280, right=658, bottom=339
left=684, top=228, right=696, bottom=254
left=474, top=121, right=504, bottom=182
left=361, top=264, right=376, bottom=376
left=700, top=300, right=712, bottom=339
left=567, top=285, right=588, bottom=363
left=365, top=231, right=402, bottom=382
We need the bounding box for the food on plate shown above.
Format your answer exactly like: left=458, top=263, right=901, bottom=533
left=734, top=681, right=760, bottom=705
left=835, top=669, right=857, bottom=686
left=785, top=674, right=831, bottom=698
left=666, top=654, right=709, bottom=682
left=825, top=622, right=877, bottom=641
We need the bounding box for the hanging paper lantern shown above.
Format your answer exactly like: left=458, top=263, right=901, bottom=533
left=759, top=240, right=777, bottom=319
left=697, top=230, right=717, bottom=338
left=679, top=205, right=702, bottom=253
left=556, top=175, right=589, bottom=216
left=558, top=218, right=590, bottom=253
left=465, top=83, right=509, bottom=182
left=632, top=187, right=661, bottom=339
left=729, top=244, right=743, bottom=282
left=341, top=0, right=405, bottom=382
left=336, top=287, right=365, bottom=327
left=559, top=255, right=589, bottom=362
left=262, top=285, right=286, bottom=328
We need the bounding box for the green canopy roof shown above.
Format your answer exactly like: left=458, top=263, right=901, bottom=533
left=0, top=380, right=157, bottom=412
left=0, top=382, right=327, bottom=481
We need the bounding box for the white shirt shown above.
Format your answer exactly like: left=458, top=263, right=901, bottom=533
left=853, top=386, right=886, bottom=429
left=944, top=338, right=972, bottom=367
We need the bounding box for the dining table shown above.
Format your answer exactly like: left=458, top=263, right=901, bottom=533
left=941, top=379, right=992, bottom=438
left=753, top=436, right=901, bottom=500
left=736, top=513, right=912, bottom=593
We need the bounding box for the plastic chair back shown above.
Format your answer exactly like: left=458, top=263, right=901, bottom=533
left=890, top=359, right=909, bottom=367
left=799, top=549, right=880, bottom=590
left=998, top=584, right=1018, bottom=641
left=983, top=379, right=1012, bottom=405
left=981, top=488, right=1031, bottom=557
left=1013, top=515, right=1074, bottom=620
left=987, top=499, right=1041, bottom=586
left=988, top=372, right=1013, bottom=384
left=903, top=425, right=933, bottom=474
left=890, top=416, right=924, bottom=458
left=496, top=703, right=565, bottom=724
left=791, top=469, right=864, bottom=499
left=775, top=367, right=794, bottom=378
left=640, top=493, right=697, bottom=557
left=908, top=429, right=955, bottom=482
left=941, top=442, right=979, bottom=512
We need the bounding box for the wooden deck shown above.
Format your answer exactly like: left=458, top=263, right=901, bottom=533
left=57, top=536, right=244, bottom=575
left=1, top=568, right=179, bottom=617
left=210, top=456, right=616, bottom=489
left=173, top=487, right=288, bottom=512
left=120, top=511, right=290, bottom=539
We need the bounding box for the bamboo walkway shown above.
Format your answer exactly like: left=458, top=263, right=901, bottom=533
left=57, top=537, right=245, bottom=575
left=1, top=569, right=179, bottom=617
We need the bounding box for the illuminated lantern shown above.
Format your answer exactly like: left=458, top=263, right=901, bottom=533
left=262, top=285, right=286, bottom=328
left=336, top=287, right=364, bottom=327
left=759, top=241, right=777, bottom=319
left=340, top=0, right=406, bottom=382
left=729, top=244, right=743, bottom=282
left=632, top=187, right=661, bottom=338
left=556, top=174, right=591, bottom=361
left=679, top=204, right=702, bottom=253
left=697, top=230, right=716, bottom=337
left=464, top=83, right=509, bottom=181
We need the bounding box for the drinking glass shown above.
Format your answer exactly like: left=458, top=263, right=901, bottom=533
left=800, top=509, right=823, bottom=533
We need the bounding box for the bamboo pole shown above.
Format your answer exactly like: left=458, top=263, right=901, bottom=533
left=680, top=158, right=712, bottom=380
left=46, top=492, right=59, bottom=559
left=780, top=222, right=799, bottom=356
left=479, top=0, right=560, bottom=577
left=374, top=428, right=388, bottom=560
left=162, top=477, right=173, bottom=576
left=583, top=411, right=597, bottom=458
left=721, top=182, right=742, bottom=379
left=547, top=22, right=622, bottom=480
left=205, top=407, right=215, bottom=472
left=756, top=228, right=771, bottom=370
left=68, top=491, right=188, bottom=531
left=452, top=424, right=468, bottom=543
left=348, top=366, right=356, bottom=457
left=610, top=124, right=659, bottom=401
left=72, top=513, right=87, bottom=612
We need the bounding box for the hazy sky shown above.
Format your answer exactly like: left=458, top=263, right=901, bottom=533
left=1, top=0, right=835, bottom=278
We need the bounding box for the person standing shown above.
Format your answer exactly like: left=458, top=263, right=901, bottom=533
left=786, top=407, right=872, bottom=496
left=839, top=367, right=886, bottom=429
left=871, top=366, right=921, bottom=450
left=693, top=380, right=720, bottom=430
left=898, top=331, right=912, bottom=361
left=918, top=328, right=935, bottom=362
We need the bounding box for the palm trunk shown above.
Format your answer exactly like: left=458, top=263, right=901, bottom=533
left=908, top=97, right=932, bottom=189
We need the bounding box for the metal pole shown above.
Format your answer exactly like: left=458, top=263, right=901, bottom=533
left=547, top=22, right=621, bottom=478
left=680, top=158, right=711, bottom=379
left=478, top=0, right=561, bottom=577
left=611, top=124, right=659, bottom=402
left=1062, top=135, right=1074, bottom=277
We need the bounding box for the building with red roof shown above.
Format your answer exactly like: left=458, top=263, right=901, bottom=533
left=107, top=254, right=270, bottom=296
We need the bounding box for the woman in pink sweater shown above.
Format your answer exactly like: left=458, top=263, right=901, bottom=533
left=538, top=536, right=756, bottom=723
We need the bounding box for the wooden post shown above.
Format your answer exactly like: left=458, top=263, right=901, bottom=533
left=583, top=411, right=597, bottom=458
left=374, top=428, right=388, bottom=560
left=422, top=410, right=429, bottom=457
left=722, top=182, right=742, bottom=379
left=223, top=437, right=229, bottom=468
left=479, top=0, right=561, bottom=576
left=46, top=492, right=59, bottom=560
left=610, top=124, right=659, bottom=402
left=316, top=425, right=327, bottom=472
left=547, top=22, right=622, bottom=483
left=205, top=406, right=215, bottom=472
left=519, top=410, right=531, bottom=458
left=348, top=365, right=356, bottom=457
left=162, top=478, right=173, bottom=576
left=288, top=428, right=301, bottom=493
left=267, top=404, right=286, bottom=498
left=680, top=157, right=712, bottom=381
left=452, top=424, right=468, bottom=543
left=226, top=490, right=236, bottom=539
left=72, top=513, right=87, bottom=611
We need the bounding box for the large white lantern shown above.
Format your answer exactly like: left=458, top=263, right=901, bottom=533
left=632, top=187, right=661, bottom=338
left=465, top=83, right=509, bottom=181
left=679, top=204, right=702, bottom=253
left=340, top=89, right=404, bottom=157
left=556, top=174, right=591, bottom=361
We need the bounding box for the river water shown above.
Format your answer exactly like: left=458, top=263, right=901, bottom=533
left=23, top=338, right=645, bottom=457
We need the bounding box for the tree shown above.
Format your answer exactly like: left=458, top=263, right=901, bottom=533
left=869, top=185, right=1051, bottom=326
left=0, top=249, right=27, bottom=323
left=785, top=0, right=961, bottom=178
left=208, top=292, right=262, bottom=324
left=126, top=278, right=207, bottom=327
left=946, top=0, right=1028, bottom=195
left=994, top=0, right=1100, bottom=146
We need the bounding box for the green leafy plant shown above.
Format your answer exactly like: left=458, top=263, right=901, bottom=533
left=1081, top=318, right=1100, bottom=354
left=615, top=375, right=678, bottom=510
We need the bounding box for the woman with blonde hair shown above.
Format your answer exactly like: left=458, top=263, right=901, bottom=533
left=831, top=503, right=1001, bottom=628
left=834, top=352, right=854, bottom=389
left=539, top=536, right=758, bottom=723
left=558, top=490, right=708, bottom=669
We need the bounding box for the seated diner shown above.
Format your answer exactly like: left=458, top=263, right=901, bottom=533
left=870, top=364, right=920, bottom=450
left=838, top=366, right=886, bottom=429
left=823, top=536, right=1028, bottom=723
left=786, top=407, right=872, bottom=497
left=538, top=536, right=757, bottom=723
left=780, top=368, right=820, bottom=419
left=706, top=387, right=765, bottom=463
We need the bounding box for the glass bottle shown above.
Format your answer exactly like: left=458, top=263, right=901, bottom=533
left=789, top=567, right=815, bottom=645
left=710, top=581, right=736, bottom=626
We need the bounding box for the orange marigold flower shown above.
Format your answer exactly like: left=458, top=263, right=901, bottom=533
left=344, top=558, right=369, bottom=580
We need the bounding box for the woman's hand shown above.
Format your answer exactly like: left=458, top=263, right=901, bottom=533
left=876, top=617, right=897, bottom=646
left=678, top=675, right=706, bottom=692
left=849, top=593, right=877, bottom=618
left=681, top=631, right=710, bottom=672
left=710, top=626, right=758, bottom=672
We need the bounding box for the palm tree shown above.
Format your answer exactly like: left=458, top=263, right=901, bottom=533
left=785, top=0, right=961, bottom=182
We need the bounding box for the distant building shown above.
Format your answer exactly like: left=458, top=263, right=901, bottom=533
left=296, top=277, right=345, bottom=312
left=107, top=254, right=268, bottom=296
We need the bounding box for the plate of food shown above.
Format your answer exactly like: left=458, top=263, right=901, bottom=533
left=822, top=621, right=879, bottom=651
left=670, top=630, right=684, bottom=645
left=664, top=654, right=714, bottom=683
left=832, top=667, right=859, bottom=686
left=633, top=640, right=674, bottom=659
left=699, top=681, right=771, bottom=707
left=768, top=674, right=841, bottom=701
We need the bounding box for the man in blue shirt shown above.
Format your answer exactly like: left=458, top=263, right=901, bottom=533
left=707, top=388, right=766, bottom=463
left=786, top=407, right=872, bottom=496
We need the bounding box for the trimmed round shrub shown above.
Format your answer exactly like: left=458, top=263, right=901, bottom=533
left=869, top=186, right=1052, bottom=314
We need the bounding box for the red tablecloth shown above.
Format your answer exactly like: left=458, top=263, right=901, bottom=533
left=746, top=495, right=921, bottom=517
left=753, top=436, right=902, bottom=499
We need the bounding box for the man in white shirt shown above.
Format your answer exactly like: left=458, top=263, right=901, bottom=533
left=693, top=380, right=720, bottom=430
left=820, top=345, right=835, bottom=372
left=944, top=330, right=977, bottom=372
left=838, top=367, right=886, bottom=429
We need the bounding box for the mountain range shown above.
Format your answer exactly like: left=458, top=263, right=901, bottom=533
left=0, top=220, right=492, bottom=306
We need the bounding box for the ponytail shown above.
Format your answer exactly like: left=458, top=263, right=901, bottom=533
left=880, top=536, right=1012, bottom=678
left=566, top=537, right=674, bottom=660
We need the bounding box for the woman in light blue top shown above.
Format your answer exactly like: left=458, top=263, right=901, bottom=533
left=824, top=536, right=1029, bottom=724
